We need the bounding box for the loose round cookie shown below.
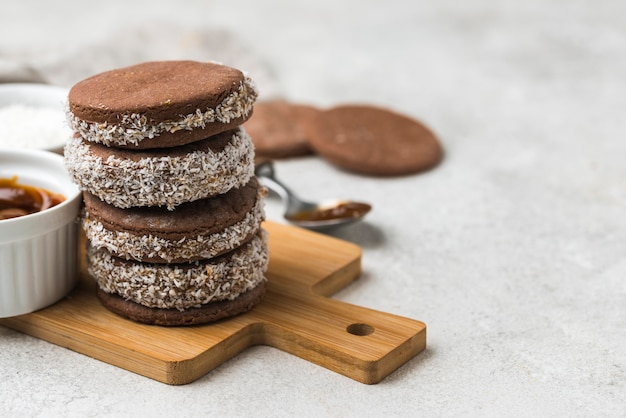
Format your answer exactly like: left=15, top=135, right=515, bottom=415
left=306, top=104, right=444, bottom=176
left=88, top=231, right=269, bottom=325
left=64, top=127, right=254, bottom=209
left=82, top=178, right=266, bottom=263
left=67, top=60, right=258, bottom=149
left=243, top=100, right=319, bottom=158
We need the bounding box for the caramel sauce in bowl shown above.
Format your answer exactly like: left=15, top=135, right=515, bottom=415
left=0, top=176, right=65, bottom=220
left=0, top=149, right=82, bottom=318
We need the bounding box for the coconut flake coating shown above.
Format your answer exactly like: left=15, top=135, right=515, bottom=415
left=88, top=230, right=269, bottom=311
left=64, top=127, right=254, bottom=209
left=67, top=61, right=259, bottom=148
left=83, top=187, right=266, bottom=263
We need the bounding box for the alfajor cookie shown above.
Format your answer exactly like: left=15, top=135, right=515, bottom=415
left=89, top=231, right=269, bottom=326
left=64, top=127, right=254, bottom=209
left=243, top=100, right=319, bottom=158
left=306, top=104, right=444, bottom=176
left=67, top=60, right=258, bottom=149
left=82, top=178, right=266, bottom=263
left=96, top=282, right=266, bottom=326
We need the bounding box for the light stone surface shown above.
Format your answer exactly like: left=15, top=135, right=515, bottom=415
left=1, top=0, right=625, bottom=416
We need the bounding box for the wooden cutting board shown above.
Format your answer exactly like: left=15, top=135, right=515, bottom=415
left=0, top=221, right=426, bottom=385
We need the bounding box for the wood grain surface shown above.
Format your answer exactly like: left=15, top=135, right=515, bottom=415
left=0, top=221, right=426, bottom=385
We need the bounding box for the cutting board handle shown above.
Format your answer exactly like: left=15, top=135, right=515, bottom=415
left=255, top=291, right=426, bottom=384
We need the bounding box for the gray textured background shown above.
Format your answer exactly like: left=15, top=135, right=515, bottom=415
left=1, top=0, right=625, bottom=416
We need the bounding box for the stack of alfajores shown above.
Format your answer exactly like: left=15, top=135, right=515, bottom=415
left=64, top=60, right=268, bottom=326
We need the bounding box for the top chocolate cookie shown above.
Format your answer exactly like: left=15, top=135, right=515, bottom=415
left=67, top=60, right=258, bottom=149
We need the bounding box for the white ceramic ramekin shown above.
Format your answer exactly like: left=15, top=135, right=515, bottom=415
left=0, top=83, right=70, bottom=154
left=0, top=148, right=82, bottom=317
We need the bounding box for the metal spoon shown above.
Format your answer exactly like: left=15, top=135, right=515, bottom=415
left=255, top=161, right=372, bottom=231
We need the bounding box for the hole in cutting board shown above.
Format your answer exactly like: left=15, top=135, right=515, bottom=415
left=346, top=323, right=375, bottom=336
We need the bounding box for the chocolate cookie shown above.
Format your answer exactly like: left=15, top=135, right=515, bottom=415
left=64, top=127, right=254, bottom=209
left=306, top=104, right=443, bottom=176
left=97, top=281, right=266, bottom=326
left=88, top=231, right=268, bottom=318
left=67, top=60, right=258, bottom=149
left=243, top=100, right=319, bottom=158
left=82, top=178, right=266, bottom=263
